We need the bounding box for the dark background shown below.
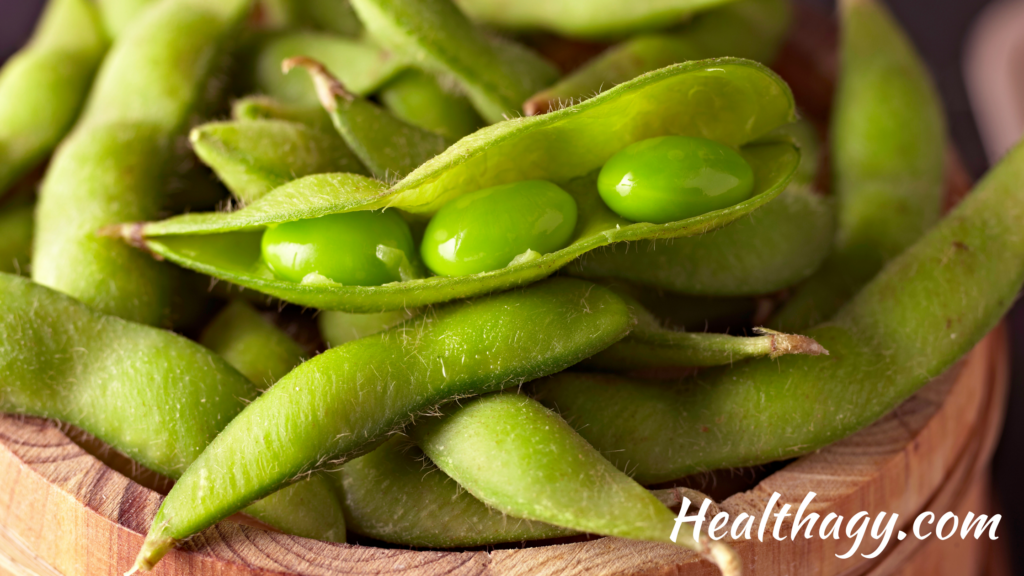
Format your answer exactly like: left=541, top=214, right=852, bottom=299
left=1, top=0, right=1019, bottom=571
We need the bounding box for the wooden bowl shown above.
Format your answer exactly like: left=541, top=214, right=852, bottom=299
left=0, top=3, right=1003, bottom=575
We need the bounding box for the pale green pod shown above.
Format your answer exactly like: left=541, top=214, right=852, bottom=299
left=350, top=0, right=560, bottom=123
left=378, top=69, right=484, bottom=141
left=96, top=0, right=158, bottom=39
left=319, top=309, right=415, bottom=347
left=0, top=0, right=107, bottom=193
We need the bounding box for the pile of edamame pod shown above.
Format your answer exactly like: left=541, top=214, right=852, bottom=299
left=1, top=0, right=1022, bottom=573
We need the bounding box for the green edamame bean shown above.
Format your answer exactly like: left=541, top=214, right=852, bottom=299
left=335, top=435, right=575, bottom=547
left=524, top=0, right=790, bottom=114
left=410, top=393, right=736, bottom=570
left=571, top=118, right=834, bottom=296
left=0, top=202, right=33, bottom=275
left=253, top=32, right=407, bottom=106
left=536, top=139, right=1024, bottom=485
left=33, top=0, right=250, bottom=325
left=286, top=58, right=452, bottom=180
left=453, top=0, right=736, bottom=39
left=0, top=0, right=107, bottom=194
left=0, top=272, right=344, bottom=542
left=584, top=290, right=826, bottom=372
left=116, top=60, right=799, bottom=312
left=597, top=136, right=755, bottom=223
left=420, top=180, right=578, bottom=277
left=350, top=0, right=559, bottom=123
left=132, top=278, right=633, bottom=570
left=770, top=0, right=945, bottom=330
left=378, top=69, right=485, bottom=141
left=200, top=301, right=308, bottom=388
left=261, top=210, right=420, bottom=286
left=190, top=118, right=367, bottom=205
left=319, top=309, right=415, bottom=347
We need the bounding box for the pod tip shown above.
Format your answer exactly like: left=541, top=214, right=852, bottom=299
left=754, top=328, right=830, bottom=358
left=130, top=533, right=177, bottom=574
left=281, top=56, right=354, bottom=112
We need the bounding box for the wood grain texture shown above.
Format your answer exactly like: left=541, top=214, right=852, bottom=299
left=0, top=328, right=1007, bottom=576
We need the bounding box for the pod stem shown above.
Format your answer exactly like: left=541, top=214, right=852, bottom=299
left=753, top=327, right=830, bottom=358
left=128, top=531, right=176, bottom=574
left=281, top=56, right=355, bottom=113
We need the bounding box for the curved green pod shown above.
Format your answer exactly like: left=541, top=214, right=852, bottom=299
left=770, top=0, right=946, bottom=330
left=350, top=0, right=559, bottom=124
left=190, top=119, right=367, bottom=205
left=116, top=60, right=799, bottom=312
left=335, top=435, right=574, bottom=547
left=132, top=278, right=634, bottom=570
left=584, top=292, right=827, bottom=372
left=0, top=272, right=344, bottom=542
left=0, top=0, right=107, bottom=194
left=252, top=32, right=408, bottom=106
left=33, top=0, right=251, bottom=325
left=378, top=69, right=485, bottom=141
left=96, top=0, right=157, bottom=39
left=410, top=393, right=735, bottom=569
left=535, top=139, right=1024, bottom=485
left=0, top=202, right=33, bottom=275
left=524, top=0, right=790, bottom=115
left=453, top=0, right=737, bottom=39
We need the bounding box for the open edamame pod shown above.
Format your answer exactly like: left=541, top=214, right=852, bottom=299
left=452, top=0, right=739, bottom=39
left=190, top=118, right=367, bottom=205
left=535, top=139, right=1024, bottom=485
left=770, top=0, right=946, bottom=330
left=251, top=32, right=408, bottom=106
left=585, top=291, right=826, bottom=372
left=33, top=0, right=251, bottom=325
left=0, top=272, right=345, bottom=542
left=571, top=116, right=834, bottom=296
left=0, top=0, right=107, bottom=194
left=114, top=59, right=799, bottom=312
left=524, top=0, right=790, bottom=115
left=132, top=278, right=633, bottom=571
left=350, top=0, right=559, bottom=123
left=410, top=393, right=739, bottom=573
left=0, top=202, right=33, bottom=275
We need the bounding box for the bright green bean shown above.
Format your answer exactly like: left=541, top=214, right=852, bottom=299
left=536, top=139, right=1024, bottom=485
left=378, top=70, right=484, bottom=141
left=190, top=118, right=366, bottom=205
left=0, top=272, right=344, bottom=542
left=0, top=0, right=107, bottom=194
left=350, top=0, right=559, bottom=123
left=453, top=0, right=738, bottom=39
left=286, top=57, right=451, bottom=180
left=0, top=202, right=33, bottom=275
left=570, top=117, right=833, bottom=296
left=33, top=0, right=251, bottom=325
left=115, top=60, right=799, bottom=312
left=410, top=393, right=737, bottom=571
left=524, top=0, right=790, bottom=114
left=770, top=0, right=946, bottom=330
left=132, top=277, right=633, bottom=570
left=252, top=32, right=407, bottom=106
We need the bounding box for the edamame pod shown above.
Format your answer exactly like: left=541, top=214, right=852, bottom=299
left=0, top=202, right=33, bottom=275
left=0, top=272, right=344, bottom=542
left=770, top=0, right=945, bottom=330
left=132, top=277, right=634, bottom=570
left=0, top=0, right=107, bottom=194
left=33, top=0, right=251, bottom=325
left=286, top=58, right=451, bottom=180
left=571, top=117, right=833, bottom=296
left=257, top=0, right=363, bottom=37
left=350, top=0, right=559, bottom=123
left=585, top=292, right=826, bottom=372
left=453, top=0, right=737, bottom=39
left=410, top=393, right=737, bottom=572
left=319, top=309, right=415, bottom=347
left=378, top=70, right=485, bottom=141
left=535, top=139, right=1024, bottom=485
left=96, top=0, right=157, bottom=39
left=252, top=32, right=407, bottom=106
left=115, top=60, right=800, bottom=312
left=524, top=0, right=790, bottom=115
left=190, top=118, right=367, bottom=204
